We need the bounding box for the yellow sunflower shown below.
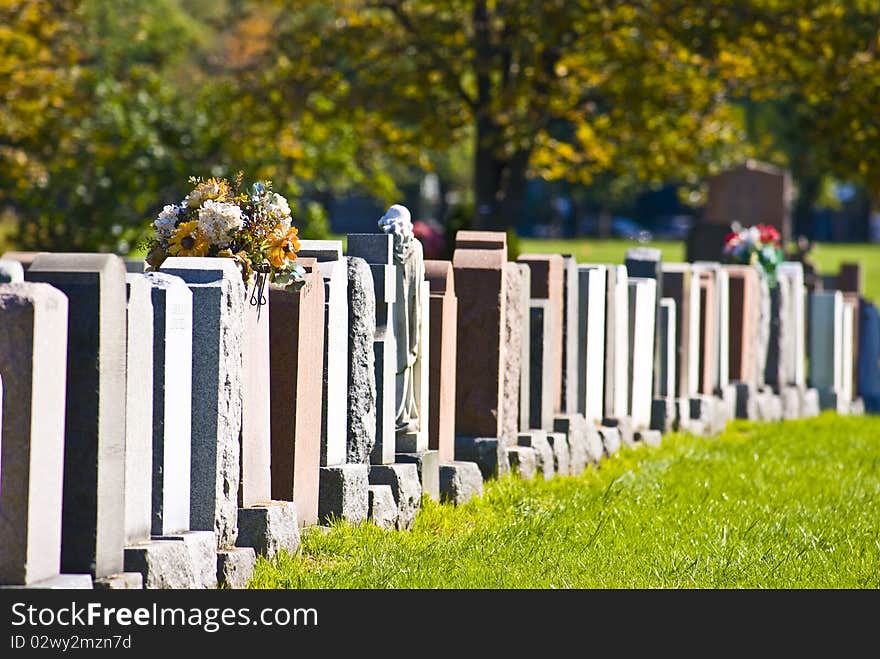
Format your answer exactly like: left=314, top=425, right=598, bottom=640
left=167, top=220, right=210, bottom=257
left=186, top=177, right=231, bottom=208
left=266, top=224, right=300, bottom=268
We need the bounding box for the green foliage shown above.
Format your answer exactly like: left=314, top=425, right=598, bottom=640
left=250, top=414, right=880, bottom=588
left=297, top=201, right=331, bottom=241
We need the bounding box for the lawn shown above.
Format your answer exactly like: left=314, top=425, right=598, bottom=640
left=519, top=238, right=880, bottom=304
left=251, top=413, right=880, bottom=589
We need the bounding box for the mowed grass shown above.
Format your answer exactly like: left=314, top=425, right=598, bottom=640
left=251, top=413, right=880, bottom=588
left=519, top=238, right=880, bottom=303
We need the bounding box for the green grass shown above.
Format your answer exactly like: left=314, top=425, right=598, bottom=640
left=250, top=413, right=880, bottom=589
left=519, top=238, right=880, bottom=304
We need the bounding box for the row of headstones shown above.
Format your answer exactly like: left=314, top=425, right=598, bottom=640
left=0, top=226, right=871, bottom=590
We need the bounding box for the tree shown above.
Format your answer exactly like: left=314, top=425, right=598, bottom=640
left=243, top=1, right=750, bottom=230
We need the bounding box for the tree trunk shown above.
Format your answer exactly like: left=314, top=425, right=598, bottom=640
left=472, top=117, right=530, bottom=231
left=598, top=206, right=613, bottom=240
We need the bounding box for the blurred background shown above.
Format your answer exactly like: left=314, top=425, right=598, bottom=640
left=2, top=1, right=879, bottom=295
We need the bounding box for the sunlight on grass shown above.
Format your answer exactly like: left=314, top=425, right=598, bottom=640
left=250, top=413, right=880, bottom=589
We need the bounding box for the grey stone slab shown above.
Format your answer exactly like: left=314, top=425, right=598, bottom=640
left=396, top=450, right=440, bottom=502
left=529, top=300, right=555, bottom=430
left=507, top=446, right=537, bottom=480
left=347, top=233, right=394, bottom=265
left=236, top=502, right=300, bottom=559
left=1, top=574, right=93, bottom=590
left=124, top=258, right=146, bottom=273
left=561, top=255, right=580, bottom=414
left=318, top=464, right=369, bottom=524
left=372, top=334, right=398, bottom=464
left=368, top=464, right=422, bottom=531
left=546, top=432, right=571, bottom=476
left=731, top=381, right=758, bottom=420
left=347, top=257, right=377, bottom=463
left=599, top=426, right=621, bottom=456
left=454, top=436, right=508, bottom=480
left=517, top=431, right=554, bottom=480
left=781, top=386, right=801, bottom=420
left=439, top=462, right=484, bottom=505
left=552, top=413, right=589, bottom=475
left=159, top=257, right=244, bottom=549
left=26, top=253, right=128, bottom=578
left=153, top=531, right=217, bottom=589
left=625, top=248, right=663, bottom=395
left=650, top=398, right=676, bottom=433
left=657, top=298, right=677, bottom=399
left=94, top=572, right=144, bottom=590
left=0, top=258, right=24, bottom=283
left=217, top=547, right=256, bottom=589
left=0, top=283, right=68, bottom=586
left=635, top=430, right=662, bottom=447
left=124, top=539, right=195, bottom=589
left=367, top=485, right=398, bottom=530
left=124, top=274, right=154, bottom=545
left=298, top=239, right=344, bottom=262
left=801, top=388, right=820, bottom=417
left=142, top=272, right=192, bottom=536
left=577, top=265, right=606, bottom=424
left=604, top=265, right=630, bottom=419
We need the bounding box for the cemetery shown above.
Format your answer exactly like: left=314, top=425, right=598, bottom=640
left=3, top=2, right=880, bottom=592
left=1, top=167, right=878, bottom=590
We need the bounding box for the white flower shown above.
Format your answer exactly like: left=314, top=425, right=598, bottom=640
left=154, top=204, right=180, bottom=240
left=198, top=199, right=244, bottom=247
left=748, top=226, right=760, bottom=246
left=268, top=193, right=292, bottom=229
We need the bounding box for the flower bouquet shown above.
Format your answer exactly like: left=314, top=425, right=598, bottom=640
left=723, top=222, right=784, bottom=287
left=145, top=174, right=306, bottom=293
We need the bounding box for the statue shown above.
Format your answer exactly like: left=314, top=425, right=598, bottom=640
left=378, top=204, right=425, bottom=437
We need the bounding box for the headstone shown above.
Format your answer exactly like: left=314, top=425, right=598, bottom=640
left=694, top=263, right=731, bottom=393
left=625, top=247, right=663, bottom=394
left=777, top=262, right=807, bottom=388
left=1, top=251, right=46, bottom=272
left=661, top=264, right=701, bottom=399
left=124, top=274, right=154, bottom=545
left=577, top=265, right=606, bottom=425
left=424, top=260, right=457, bottom=462
left=268, top=260, right=325, bottom=527
left=843, top=292, right=861, bottom=403
left=0, top=259, right=24, bottom=283
left=627, top=278, right=657, bottom=430
left=841, top=296, right=857, bottom=408
left=517, top=264, right=532, bottom=432
left=603, top=265, right=630, bottom=420
left=837, top=263, right=862, bottom=294
left=345, top=257, right=377, bottom=464
left=454, top=231, right=507, bottom=251
left=240, top=275, right=272, bottom=507
left=696, top=270, right=717, bottom=395
left=809, top=290, right=845, bottom=411
left=26, top=254, right=127, bottom=579
left=295, top=240, right=348, bottom=467
left=0, top=283, right=68, bottom=585
left=395, top=449, right=440, bottom=501
left=517, top=430, right=554, bottom=480
left=367, top=485, right=398, bottom=530
left=705, top=160, right=792, bottom=244
left=560, top=255, right=580, bottom=413
left=318, top=464, right=369, bottom=524
left=652, top=297, right=677, bottom=432
left=517, top=253, right=564, bottom=412
left=159, top=257, right=244, bottom=549
left=502, top=263, right=525, bottom=443
left=726, top=265, right=761, bottom=387
left=346, top=233, right=397, bottom=464
left=858, top=300, right=880, bottom=413
left=124, top=259, right=146, bottom=274
left=452, top=241, right=510, bottom=440
left=528, top=300, right=555, bottom=430
left=763, top=272, right=791, bottom=392
left=142, top=272, right=192, bottom=536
